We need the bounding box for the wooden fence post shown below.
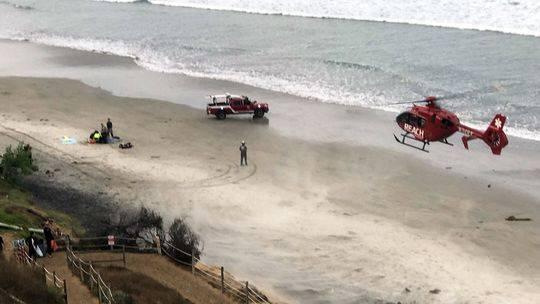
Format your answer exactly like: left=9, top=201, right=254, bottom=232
left=155, top=235, right=161, bottom=255
left=191, top=247, right=195, bottom=275
left=97, top=276, right=102, bottom=304
left=79, top=260, right=84, bottom=282
left=122, top=245, right=126, bottom=268
left=221, top=266, right=225, bottom=294
left=245, top=281, right=249, bottom=304
left=42, top=265, right=47, bottom=285
left=66, top=247, right=70, bottom=269
left=89, top=263, right=94, bottom=292
left=63, top=279, right=68, bottom=304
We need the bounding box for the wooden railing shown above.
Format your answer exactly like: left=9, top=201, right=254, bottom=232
left=161, top=241, right=271, bottom=304
left=65, top=245, right=115, bottom=304
left=14, top=246, right=68, bottom=303
left=66, top=236, right=273, bottom=304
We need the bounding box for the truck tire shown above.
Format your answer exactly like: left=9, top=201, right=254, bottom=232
left=254, top=109, right=264, bottom=118
left=216, top=111, right=226, bottom=120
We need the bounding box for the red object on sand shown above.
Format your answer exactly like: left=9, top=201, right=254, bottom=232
left=393, top=96, right=508, bottom=154
left=206, top=94, right=269, bottom=120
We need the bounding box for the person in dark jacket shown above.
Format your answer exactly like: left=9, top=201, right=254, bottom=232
left=107, top=118, right=114, bottom=138
left=239, top=141, right=248, bottom=166
left=43, top=221, right=55, bottom=257
left=0, top=235, right=4, bottom=252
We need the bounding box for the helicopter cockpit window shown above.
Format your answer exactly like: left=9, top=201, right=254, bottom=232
left=396, top=112, right=410, bottom=125
left=441, top=119, right=454, bottom=129
left=396, top=113, right=426, bottom=128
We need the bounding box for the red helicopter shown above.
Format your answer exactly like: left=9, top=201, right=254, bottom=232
left=393, top=96, right=508, bottom=154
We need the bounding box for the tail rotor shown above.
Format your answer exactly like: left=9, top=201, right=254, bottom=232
left=461, top=114, right=508, bottom=155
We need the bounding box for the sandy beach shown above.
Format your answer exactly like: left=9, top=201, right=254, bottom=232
left=1, top=40, right=540, bottom=303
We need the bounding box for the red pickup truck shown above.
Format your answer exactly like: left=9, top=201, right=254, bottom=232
left=206, top=94, right=269, bottom=120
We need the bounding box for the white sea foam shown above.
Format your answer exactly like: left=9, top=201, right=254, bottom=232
left=93, top=0, right=142, bottom=3
left=94, top=0, right=540, bottom=37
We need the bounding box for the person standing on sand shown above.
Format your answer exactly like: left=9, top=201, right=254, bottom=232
left=0, top=235, right=4, bottom=252
left=239, top=141, right=248, bottom=166
left=107, top=118, right=114, bottom=138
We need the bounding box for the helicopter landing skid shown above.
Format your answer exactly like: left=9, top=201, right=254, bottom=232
left=438, top=138, right=453, bottom=146
left=394, top=133, right=430, bottom=153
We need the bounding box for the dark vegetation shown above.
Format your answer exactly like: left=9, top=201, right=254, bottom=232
left=98, top=266, right=192, bottom=304
left=0, top=179, right=83, bottom=236
left=19, top=177, right=110, bottom=236
left=0, top=143, right=37, bottom=183
left=168, top=217, right=202, bottom=263
left=0, top=255, right=64, bottom=304
left=106, top=207, right=203, bottom=264
left=107, top=207, right=164, bottom=243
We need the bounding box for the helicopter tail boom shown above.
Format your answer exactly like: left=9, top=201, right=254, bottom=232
left=459, top=114, right=508, bottom=155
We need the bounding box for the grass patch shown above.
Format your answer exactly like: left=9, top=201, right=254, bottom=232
left=98, top=266, right=192, bottom=304
left=0, top=179, right=85, bottom=237
left=0, top=255, right=64, bottom=304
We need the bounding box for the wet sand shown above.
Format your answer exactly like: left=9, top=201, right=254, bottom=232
left=0, top=41, right=539, bottom=303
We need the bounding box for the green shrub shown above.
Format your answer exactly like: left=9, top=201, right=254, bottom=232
left=0, top=143, right=37, bottom=182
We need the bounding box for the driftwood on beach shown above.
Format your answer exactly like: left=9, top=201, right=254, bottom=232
left=505, top=216, right=532, bottom=222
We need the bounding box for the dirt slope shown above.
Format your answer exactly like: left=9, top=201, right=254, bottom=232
left=79, top=251, right=236, bottom=304
left=41, top=253, right=99, bottom=304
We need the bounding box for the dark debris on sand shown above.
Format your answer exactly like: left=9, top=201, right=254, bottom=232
left=19, top=175, right=118, bottom=235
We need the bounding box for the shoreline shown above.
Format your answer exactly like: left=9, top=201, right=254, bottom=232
left=1, top=75, right=539, bottom=303
left=1, top=39, right=540, bottom=200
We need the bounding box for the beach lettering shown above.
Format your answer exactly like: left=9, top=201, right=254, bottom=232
left=404, top=123, right=424, bottom=139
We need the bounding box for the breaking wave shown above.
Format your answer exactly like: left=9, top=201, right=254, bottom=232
left=93, top=0, right=540, bottom=37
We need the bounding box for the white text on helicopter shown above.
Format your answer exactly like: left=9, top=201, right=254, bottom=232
left=404, top=123, right=424, bottom=139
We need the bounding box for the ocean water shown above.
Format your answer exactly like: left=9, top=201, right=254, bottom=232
left=99, top=0, right=540, bottom=37
left=1, top=0, right=540, bottom=141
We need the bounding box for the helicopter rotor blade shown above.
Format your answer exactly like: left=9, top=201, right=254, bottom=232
left=392, top=83, right=511, bottom=106
left=389, top=98, right=436, bottom=105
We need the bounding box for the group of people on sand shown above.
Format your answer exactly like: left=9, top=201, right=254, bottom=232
left=25, top=220, right=58, bottom=260
left=89, top=118, right=115, bottom=144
